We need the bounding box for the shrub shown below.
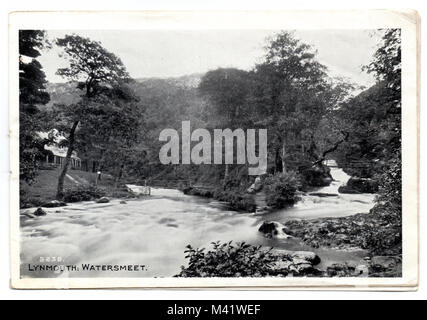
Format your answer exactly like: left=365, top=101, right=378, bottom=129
left=263, top=171, right=301, bottom=209
left=184, top=187, right=214, bottom=198
left=366, top=155, right=402, bottom=255
left=20, top=195, right=44, bottom=209
left=109, top=185, right=137, bottom=198
left=62, top=185, right=106, bottom=203
left=212, top=189, right=256, bottom=212
left=176, top=241, right=276, bottom=277
left=376, top=156, right=402, bottom=216
left=183, top=185, right=256, bottom=212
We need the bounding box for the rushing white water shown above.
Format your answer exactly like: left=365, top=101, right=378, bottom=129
left=20, top=166, right=376, bottom=278
left=266, top=167, right=376, bottom=221
left=20, top=195, right=260, bottom=278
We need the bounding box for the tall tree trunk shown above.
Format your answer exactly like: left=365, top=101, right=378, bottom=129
left=312, top=132, right=350, bottom=167
left=113, top=162, right=125, bottom=189
left=56, top=121, right=79, bottom=200
left=274, top=146, right=282, bottom=174
left=95, top=133, right=113, bottom=173
left=96, top=149, right=106, bottom=173
left=223, top=164, right=229, bottom=187
left=281, top=139, right=287, bottom=173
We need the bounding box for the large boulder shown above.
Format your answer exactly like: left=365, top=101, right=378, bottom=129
left=271, top=260, right=321, bottom=276
left=338, top=177, right=379, bottom=194
left=33, top=207, right=47, bottom=216
left=326, top=263, right=357, bottom=277
left=355, top=264, right=369, bottom=276
left=337, top=185, right=361, bottom=194
left=308, top=192, right=338, bottom=197
left=269, top=260, right=291, bottom=276
left=272, top=249, right=321, bottom=266
left=247, top=176, right=263, bottom=194
left=41, top=200, right=67, bottom=208
left=299, top=164, right=333, bottom=188
left=369, top=256, right=402, bottom=277
left=289, top=251, right=321, bottom=266
left=96, top=197, right=110, bottom=203
left=258, top=221, right=291, bottom=239
left=269, top=248, right=322, bottom=276
left=370, top=255, right=400, bottom=268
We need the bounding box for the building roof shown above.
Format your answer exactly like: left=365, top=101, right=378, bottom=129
left=44, top=145, right=80, bottom=160
left=37, top=130, right=80, bottom=160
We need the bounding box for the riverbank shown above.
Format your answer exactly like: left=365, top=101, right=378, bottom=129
left=182, top=186, right=257, bottom=212
left=19, top=165, right=401, bottom=278
left=20, top=167, right=135, bottom=208
left=257, top=204, right=402, bottom=277
left=19, top=183, right=400, bottom=278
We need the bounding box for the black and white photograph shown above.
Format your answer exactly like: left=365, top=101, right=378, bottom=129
left=9, top=11, right=419, bottom=289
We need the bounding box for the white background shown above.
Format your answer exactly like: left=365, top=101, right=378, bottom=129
left=0, top=0, right=424, bottom=300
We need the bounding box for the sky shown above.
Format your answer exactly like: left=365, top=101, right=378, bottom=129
left=38, top=29, right=381, bottom=87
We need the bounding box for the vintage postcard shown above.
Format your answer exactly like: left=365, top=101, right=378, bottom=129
left=9, top=10, right=419, bottom=289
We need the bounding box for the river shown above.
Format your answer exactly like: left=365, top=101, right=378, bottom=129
left=20, top=167, right=376, bottom=278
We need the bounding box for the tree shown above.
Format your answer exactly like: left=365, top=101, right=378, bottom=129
left=366, top=29, right=401, bottom=214
left=19, top=30, right=51, bottom=183
left=55, top=34, right=130, bottom=199
left=334, top=29, right=401, bottom=214
left=253, top=31, right=332, bottom=173
left=364, top=29, right=401, bottom=95
left=199, top=68, right=253, bottom=127
left=199, top=68, right=253, bottom=182
left=74, top=83, right=145, bottom=188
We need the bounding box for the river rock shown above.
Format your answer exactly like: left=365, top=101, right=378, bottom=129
left=41, top=200, right=67, bottom=208
left=258, top=221, right=291, bottom=239
left=21, top=211, right=36, bottom=219
left=338, top=185, right=361, bottom=194
left=269, top=249, right=322, bottom=276
left=96, top=197, right=110, bottom=203
left=247, top=176, right=263, bottom=194
left=355, top=264, right=369, bottom=276
left=369, top=255, right=402, bottom=277
left=283, top=211, right=402, bottom=254
left=120, top=200, right=127, bottom=204
left=326, top=263, right=357, bottom=277
left=308, top=192, right=338, bottom=197
left=272, top=249, right=321, bottom=265
left=339, top=177, right=379, bottom=194
left=33, top=207, right=47, bottom=216
left=290, top=251, right=321, bottom=265
left=334, top=233, right=350, bottom=244
left=272, top=260, right=319, bottom=276
left=270, top=260, right=291, bottom=276
left=291, top=262, right=323, bottom=276
left=371, top=256, right=400, bottom=268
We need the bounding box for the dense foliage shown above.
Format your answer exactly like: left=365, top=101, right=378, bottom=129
left=53, top=34, right=139, bottom=199
left=62, top=185, right=106, bottom=203
left=177, top=242, right=276, bottom=277
left=332, top=29, right=402, bottom=254
left=263, top=171, right=302, bottom=208
left=334, top=29, right=401, bottom=211
left=19, top=30, right=51, bottom=183
left=26, top=31, right=356, bottom=196
left=21, top=29, right=401, bottom=231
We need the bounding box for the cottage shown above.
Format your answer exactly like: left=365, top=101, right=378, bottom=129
left=37, top=130, right=82, bottom=169
left=44, top=144, right=82, bottom=169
